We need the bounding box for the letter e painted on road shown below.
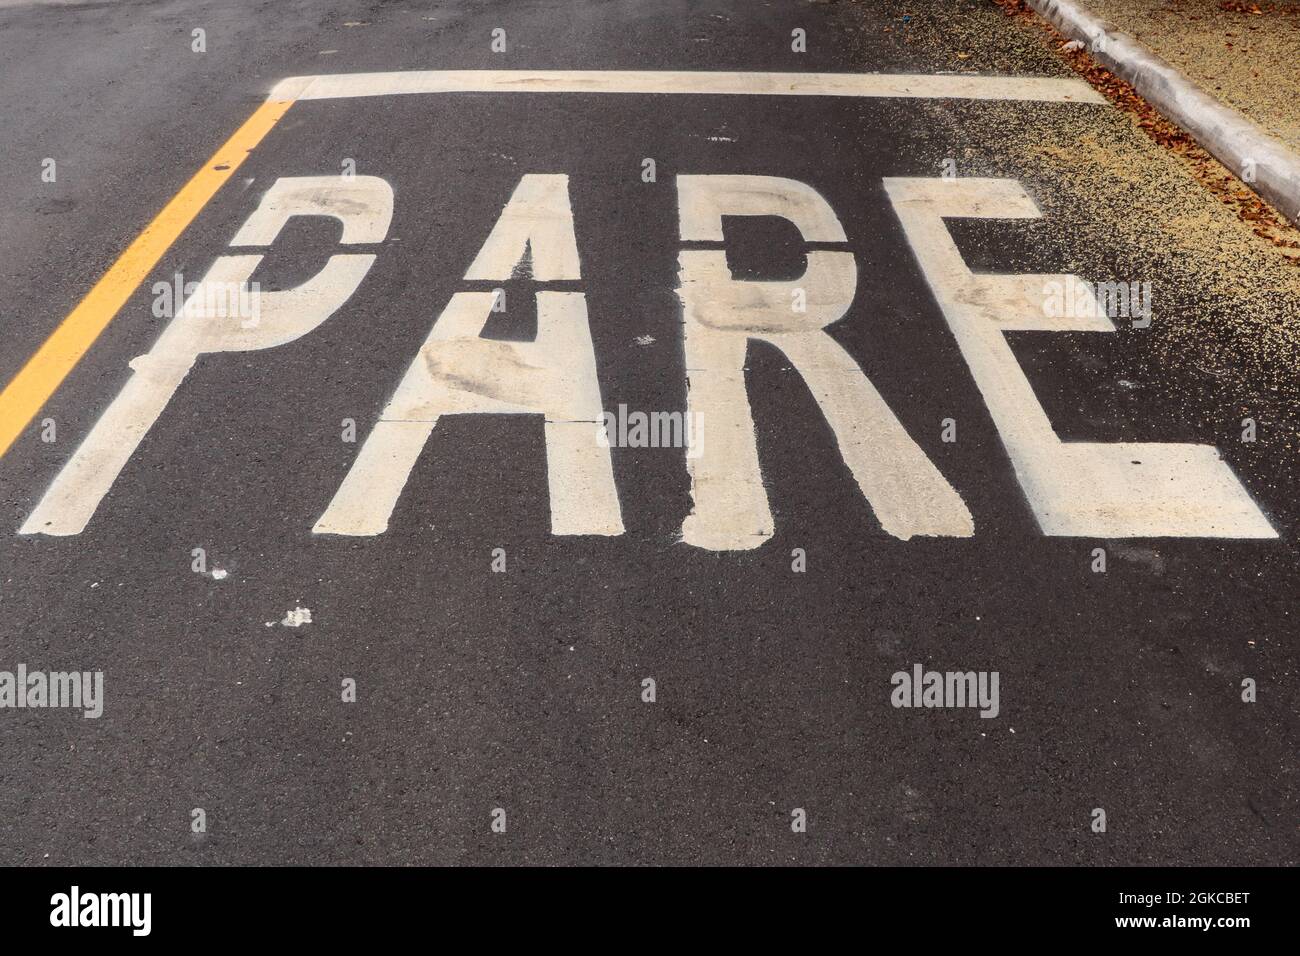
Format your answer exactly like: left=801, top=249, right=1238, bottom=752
left=884, top=176, right=1274, bottom=538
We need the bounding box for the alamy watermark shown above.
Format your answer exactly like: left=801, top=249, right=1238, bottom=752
left=0, top=665, right=103, bottom=718
left=891, top=664, right=999, bottom=718
left=597, top=404, right=704, bottom=457
left=152, top=272, right=261, bottom=328
left=1043, top=278, right=1153, bottom=328
left=50, top=886, right=150, bottom=936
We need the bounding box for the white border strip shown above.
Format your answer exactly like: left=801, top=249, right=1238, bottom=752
left=270, top=69, right=1106, bottom=104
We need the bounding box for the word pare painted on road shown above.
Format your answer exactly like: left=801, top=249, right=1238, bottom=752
left=21, top=173, right=1274, bottom=548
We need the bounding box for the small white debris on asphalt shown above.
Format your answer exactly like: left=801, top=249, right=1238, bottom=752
left=280, top=606, right=313, bottom=628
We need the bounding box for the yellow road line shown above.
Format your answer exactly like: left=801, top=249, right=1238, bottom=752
left=0, top=97, right=294, bottom=459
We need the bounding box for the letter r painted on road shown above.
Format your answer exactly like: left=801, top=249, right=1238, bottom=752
left=20, top=176, right=392, bottom=536
left=884, top=177, right=1274, bottom=538
left=675, top=174, right=973, bottom=550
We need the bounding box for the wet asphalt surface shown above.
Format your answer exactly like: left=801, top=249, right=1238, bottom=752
left=0, top=0, right=1295, bottom=865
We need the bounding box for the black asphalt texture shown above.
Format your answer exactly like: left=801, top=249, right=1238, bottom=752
left=0, top=0, right=1295, bottom=865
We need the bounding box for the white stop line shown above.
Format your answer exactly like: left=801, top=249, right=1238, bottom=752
left=16, top=70, right=1275, bottom=546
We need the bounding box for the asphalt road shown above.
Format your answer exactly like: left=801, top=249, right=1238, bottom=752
left=0, top=0, right=1295, bottom=865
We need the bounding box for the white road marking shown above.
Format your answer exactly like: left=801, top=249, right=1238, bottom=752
left=269, top=70, right=1105, bottom=104
left=464, top=174, right=581, bottom=281
left=18, top=65, right=1269, bottom=546
left=229, top=175, right=393, bottom=245
left=885, top=176, right=1275, bottom=538
left=678, top=174, right=848, bottom=243
left=676, top=175, right=973, bottom=550
left=314, top=175, right=623, bottom=538
left=20, top=177, right=391, bottom=536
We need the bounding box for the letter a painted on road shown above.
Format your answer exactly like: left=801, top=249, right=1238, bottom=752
left=315, top=174, right=624, bottom=537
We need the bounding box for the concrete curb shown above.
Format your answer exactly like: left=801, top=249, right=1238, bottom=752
left=1027, top=0, right=1300, bottom=227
